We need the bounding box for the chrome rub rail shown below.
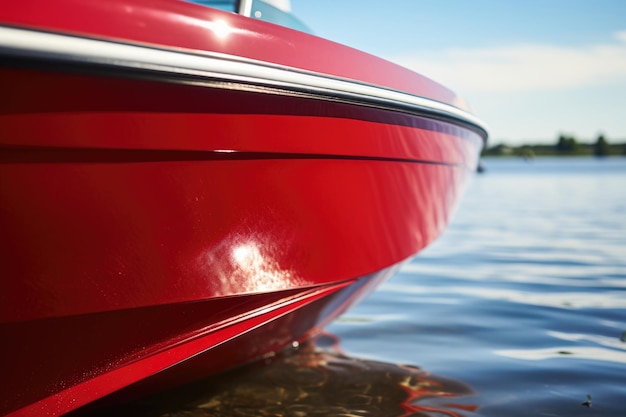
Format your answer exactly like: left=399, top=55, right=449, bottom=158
left=0, top=25, right=489, bottom=139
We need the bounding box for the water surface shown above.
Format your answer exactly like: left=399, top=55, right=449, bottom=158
left=328, top=157, right=626, bottom=416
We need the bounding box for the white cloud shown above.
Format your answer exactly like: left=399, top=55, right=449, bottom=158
left=393, top=30, right=626, bottom=93
left=615, top=29, right=626, bottom=43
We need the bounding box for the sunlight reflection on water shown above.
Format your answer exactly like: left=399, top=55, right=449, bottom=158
left=495, top=346, right=626, bottom=363
left=384, top=283, right=626, bottom=309
left=327, top=158, right=626, bottom=417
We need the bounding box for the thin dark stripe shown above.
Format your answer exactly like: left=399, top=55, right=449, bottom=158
left=0, top=146, right=467, bottom=168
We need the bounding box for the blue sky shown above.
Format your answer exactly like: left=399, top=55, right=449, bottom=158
left=291, top=0, right=626, bottom=145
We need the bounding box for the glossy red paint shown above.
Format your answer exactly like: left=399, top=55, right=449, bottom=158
left=0, top=0, right=465, bottom=108
left=6, top=279, right=375, bottom=416
left=0, top=67, right=481, bottom=325
left=0, top=1, right=485, bottom=415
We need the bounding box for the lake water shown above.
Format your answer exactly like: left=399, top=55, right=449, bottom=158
left=325, top=157, right=626, bottom=416
left=85, top=157, right=626, bottom=417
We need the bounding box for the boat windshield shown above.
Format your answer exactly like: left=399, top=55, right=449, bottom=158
left=188, top=0, right=236, bottom=12
left=186, top=0, right=312, bottom=33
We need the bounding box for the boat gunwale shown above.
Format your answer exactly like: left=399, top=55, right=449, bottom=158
left=0, top=24, right=489, bottom=141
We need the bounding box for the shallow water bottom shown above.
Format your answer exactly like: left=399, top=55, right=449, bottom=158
left=73, top=335, right=480, bottom=417
left=73, top=329, right=624, bottom=417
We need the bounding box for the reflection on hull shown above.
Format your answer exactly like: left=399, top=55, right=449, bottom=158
left=72, top=334, right=478, bottom=417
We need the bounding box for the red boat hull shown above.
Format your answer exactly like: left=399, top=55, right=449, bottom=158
left=0, top=1, right=486, bottom=415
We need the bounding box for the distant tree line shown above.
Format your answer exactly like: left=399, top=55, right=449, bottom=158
left=483, top=133, right=626, bottom=157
